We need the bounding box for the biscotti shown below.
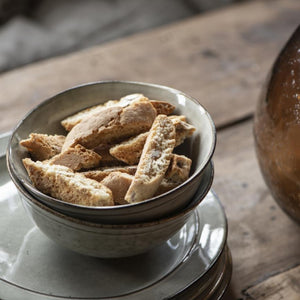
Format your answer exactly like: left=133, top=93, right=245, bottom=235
left=20, top=133, right=65, bottom=161
left=82, top=165, right=137, bottom=182
left=61, top=94, right=175, bottom=131
left=165, top=154, right=192, bottom=182
left=155, top=154, right=192, bottom=195
left=62, top=99, right=157, bottom=151
left=169, top=115, right=196, bottom=147
left=49, top=144, right=102, bottom=171
left=109, top=116, right=195, bottom=164
left=109, top=132, right=148, bottom=165
left=61, top=104, right=106, bottom=132
left=148, top=100, right=175, bottom=115
left=101, top=172, right=133, bottom=205
left=61, top=94, right=148, bottom=131
left=125, top=114, right=176, bottom=203
left=22, top=158, right=113, bottom=206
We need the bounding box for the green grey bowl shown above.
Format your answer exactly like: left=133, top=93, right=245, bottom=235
left=7, top=81, right=216, bottom=224
left=14, top=162, right=213, bottom=258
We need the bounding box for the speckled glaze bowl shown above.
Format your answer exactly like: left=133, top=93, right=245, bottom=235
left=13, top=162, right=213, bottom=258
left=7, top=81, right=216, bottom=224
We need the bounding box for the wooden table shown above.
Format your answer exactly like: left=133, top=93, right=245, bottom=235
left=1, top=0, right=299, bottom=298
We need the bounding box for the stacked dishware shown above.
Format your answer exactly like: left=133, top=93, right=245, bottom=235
left=3, top=81, right=231, bottom=299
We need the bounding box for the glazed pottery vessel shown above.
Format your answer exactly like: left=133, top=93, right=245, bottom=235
left=254, top=26, right=300, bottom=223
left=14, top=162, right=213, bottom=258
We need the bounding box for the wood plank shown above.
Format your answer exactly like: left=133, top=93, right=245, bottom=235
left=212, top=120, right=300, bottom=298
left=244, top=265, right=300, bottom=300
left=0, top=0, right=299, bottom=133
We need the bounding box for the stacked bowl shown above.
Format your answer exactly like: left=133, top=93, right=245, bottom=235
left=7, top=81, right=216, bottom=258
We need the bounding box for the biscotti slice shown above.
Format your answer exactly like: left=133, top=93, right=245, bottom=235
left=61, top=94, right=148, bottom=131
left=125, top=114, right=176, bottom=203
left=155, top=154, right=192, bottom=195
left=174, top=121, right=196, bottom=147
left=49, top=144, right=102, bottom=171
left=169, top=115, right=196, bottom=147
left=61, top=94, right=176, bottom=132
left=22, top=158, right=113, bottom=206
left=20, top=133, right=65, bottom=161
left=165, top=154, right=192, bottom=182
left=101, top=172, right=133, bottom=205
left=82, top=165, right=137, bottom=182
left=109, top=115, right=195, bottom=164
left=62, top=99, right=157, bottom=151
left=109, top=132, right=148, bottom=165
left=150, top=100, right=175, bottom=115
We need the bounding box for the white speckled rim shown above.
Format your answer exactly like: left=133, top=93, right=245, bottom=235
left=7, top=80, right=216, bottom=211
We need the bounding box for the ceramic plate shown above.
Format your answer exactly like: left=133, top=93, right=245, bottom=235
left=0, top=132, right=231, bottom=299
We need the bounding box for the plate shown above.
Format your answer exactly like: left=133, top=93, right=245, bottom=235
left=0, top=132, right=231, bottom=299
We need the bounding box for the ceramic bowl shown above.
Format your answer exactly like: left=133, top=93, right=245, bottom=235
left=7, top=81, right=216, bottom=224
left=13, top=162, right=214, bottom=258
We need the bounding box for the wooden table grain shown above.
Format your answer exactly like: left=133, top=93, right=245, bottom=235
left=0, top=0, right=299, bottom=299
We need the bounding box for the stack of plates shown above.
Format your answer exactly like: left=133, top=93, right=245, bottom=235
left=0, top=132, right=231, bottom=300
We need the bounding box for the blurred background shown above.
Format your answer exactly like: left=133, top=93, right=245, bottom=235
left=0, top=0, right=247, bottom=73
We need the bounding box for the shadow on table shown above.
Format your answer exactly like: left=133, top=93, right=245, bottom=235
left=222, top=283, right=242, bottom=300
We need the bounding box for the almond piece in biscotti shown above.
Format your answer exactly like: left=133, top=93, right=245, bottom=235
left=22, top=158, right=113, bottom=206
left=82, top=165, right=137, bottom=182
left=49, top=144, right=102, bottom=171
left=62, top=99, right=157, bottom=151
left=20, top=133, right=65, bottom=161
left=125, top=114, right=176, bottom=203
left=109, top=132, right=148, bottom=165
left=61, top=94, right=148, bottom=131
left=101, top=172, right=133, bottom=205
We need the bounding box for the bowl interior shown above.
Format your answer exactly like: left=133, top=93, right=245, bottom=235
left=8, top=81, right=216, bottom=209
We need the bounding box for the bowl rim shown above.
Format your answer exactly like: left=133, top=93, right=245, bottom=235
left=7, top=80, right=216, bottom=211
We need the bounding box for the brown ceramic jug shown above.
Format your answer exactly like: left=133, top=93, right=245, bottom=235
left=254, top=25, right=300, bottom=224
